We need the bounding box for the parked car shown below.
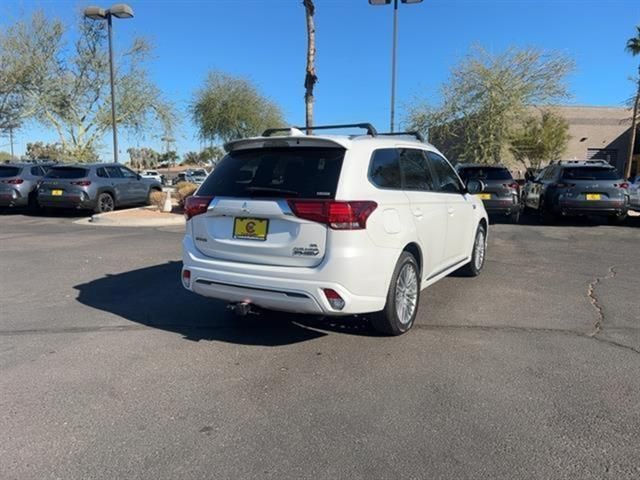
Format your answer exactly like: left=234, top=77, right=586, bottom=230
left=181, top=124, right=489, bottom=336
left=628, top=175, right=640, bottom=212
left=522, top=160, right=629, bottom=223
left=456, top=164, right=521, bottom=223
left=172, top=172, right=187, bottom=186
left=140, top=169, right=164, bottom=185
left=185, top=168, right=208, bottom=184
left=0, top=163, right=52, bottom=209
left=38, top=163, right=162, bottom=213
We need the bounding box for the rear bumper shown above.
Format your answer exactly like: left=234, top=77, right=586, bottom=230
left=482, top=198, right=520, bottom=215
left=557, top=198, right=628, bottom=216
left=0, top=190, right=28, bottom=207
left=37, top=193, right=95, bottom=209
left=182, top=234, right=398, bottom=316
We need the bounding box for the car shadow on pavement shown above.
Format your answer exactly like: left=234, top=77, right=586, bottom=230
left=73, top=261, right=378, bottom=346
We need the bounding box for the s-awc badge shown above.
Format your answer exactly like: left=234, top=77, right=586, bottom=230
left=292, top=244, right=320, bottom=256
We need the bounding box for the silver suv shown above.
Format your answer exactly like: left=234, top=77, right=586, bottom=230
left=0, top=163, right=52, bottom=209
left=38, top=163, right=162, bottom=213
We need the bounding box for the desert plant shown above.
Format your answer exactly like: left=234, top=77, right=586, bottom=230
left=149, top=190, right=166, bottom=210
left=176, top=182, right=198, bottom=207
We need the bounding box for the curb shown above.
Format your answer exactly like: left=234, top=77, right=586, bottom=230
left=74, top=207, right=185, bottom=228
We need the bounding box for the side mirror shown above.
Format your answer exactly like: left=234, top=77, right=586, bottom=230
left=466, top=179, right=485, bottom=195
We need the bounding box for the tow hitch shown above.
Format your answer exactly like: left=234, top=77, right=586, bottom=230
left=227, top=301, right=256, bottom=316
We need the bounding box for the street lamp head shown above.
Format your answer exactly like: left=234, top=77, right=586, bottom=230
left=368, top=0, right=391, bottom=4
left=109, top=3, right=134, bottom=19
left=84, top=6, right=107, bottom=20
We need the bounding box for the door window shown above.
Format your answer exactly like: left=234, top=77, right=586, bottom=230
left=427, top=152, right=463, bottom=194
left=105, top=166, right=123, bottom=178
left=369, top=149, right=402, bottom=189
left=400, top=149, right=435, bottom=191
left=119, top=167, right=137, bottom=179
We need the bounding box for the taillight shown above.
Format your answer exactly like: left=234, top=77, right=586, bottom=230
left=184, top=195, right=213, bottom=220
left=287, top=200, right=377, bottom=230
left=503, top=182, right=519, bottom=190
left=182, top=269, right=191, bottom=289
left=71, top=180, right=92, bottom=186
left=2, top=178, right=24, bottom=184
left=615, top=183, right=629, bottom=189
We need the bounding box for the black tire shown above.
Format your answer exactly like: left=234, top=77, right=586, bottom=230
left=459, top=223, right=487, bottom=277
left=540, top=199, right=557, bottom=224
left=608, top=213, right=628, bottom=225
left=371, top=252, right=420, bottom=336
left=27, top=191, right=39, bottom=212
left=94, top=192, right=115, bottom=214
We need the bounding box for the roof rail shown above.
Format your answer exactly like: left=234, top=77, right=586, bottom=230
left=378, top=131, right=424, bottom=142
left=262, top=123, right=378, bottom=137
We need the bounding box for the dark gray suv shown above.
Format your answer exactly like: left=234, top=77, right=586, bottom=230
left=0, top=163, right=52, bottom=209
left=456, top=164, right=521, bottom=222
left=522, top=160, right=629, bottom=223
left=38, top=163, right=162, bottom=213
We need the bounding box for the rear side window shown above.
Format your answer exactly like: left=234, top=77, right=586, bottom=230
left=561, top=167, right=620, bottom=181
left=45, top=167, right=88, bottom=179
left=97, top=168, right=109, bottom=178
left=458, top=167, right=513, bottom=181
left=198, top=147, right=345, bottom=199
left=427, top=152, right=463, bottom=194
left=105, top=166, right=123, bottom=178
left=400, top=149, right=435, bottom=191
left=0, top=166, right=21, bottom=177
left=370, top=149, right=402, bottom=189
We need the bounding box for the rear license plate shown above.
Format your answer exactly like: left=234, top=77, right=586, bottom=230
left=476, top=193, right=491, bottom=200
left=586, top=193, right=602, bottom=201
left=51, top=189, right=63, bottom=196
left=233, top=217, right=268, bottom=241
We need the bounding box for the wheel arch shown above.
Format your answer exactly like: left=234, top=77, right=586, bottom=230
left=401, top=242, right=423, bottom=278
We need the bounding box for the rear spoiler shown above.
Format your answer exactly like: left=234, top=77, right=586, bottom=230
left=224, top=136, right=349, bottom=152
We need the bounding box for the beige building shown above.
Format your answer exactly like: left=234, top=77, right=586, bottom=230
left=545, top=105, right=637, bottom=174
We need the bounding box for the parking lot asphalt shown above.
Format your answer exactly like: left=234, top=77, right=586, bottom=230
left=1, top=212, right=639, bottom=480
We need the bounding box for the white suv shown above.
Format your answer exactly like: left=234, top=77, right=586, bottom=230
left=181, top=124, right=488, bottom=335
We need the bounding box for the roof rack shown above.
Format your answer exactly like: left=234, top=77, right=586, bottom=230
left=378, top=131, right=424, bottom=142
left=262, top=123, right=378, bottom=137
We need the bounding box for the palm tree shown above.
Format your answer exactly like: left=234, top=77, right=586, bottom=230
left=625, top=25, right=640, bottom=178
left=303, top=0, right=317, bottom=134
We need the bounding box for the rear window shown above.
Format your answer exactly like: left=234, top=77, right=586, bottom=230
left=0, top=166, right=21, bottom=178
left=198, top=147, right=345, bottom=199
left=561, top=167, right=620, bottom=181
left=45, top=167, right=89, bottom=179
left=458, top=167, right=513, bottom=181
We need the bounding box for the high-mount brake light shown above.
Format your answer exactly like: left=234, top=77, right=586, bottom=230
left=287, top=200, right=377, bottom=230
left=184, top=196, right=214, bottom=220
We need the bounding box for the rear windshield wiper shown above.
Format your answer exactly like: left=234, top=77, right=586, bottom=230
left=244, top=186, right=300, bottom=197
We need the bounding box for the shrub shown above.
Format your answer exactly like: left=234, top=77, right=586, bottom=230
left=176, top=182, right=198, bottom=207
left=149, top=190, right=166, bottom=209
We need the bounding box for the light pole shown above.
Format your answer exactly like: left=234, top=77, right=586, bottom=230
left=369, top=0, right=423, bottom=133
left=84, top=4, right=134, bottom=163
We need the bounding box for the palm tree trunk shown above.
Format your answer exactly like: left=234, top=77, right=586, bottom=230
left=626, top=70, right=640, bottom=178
left=303, top=0, right=317, bottom=135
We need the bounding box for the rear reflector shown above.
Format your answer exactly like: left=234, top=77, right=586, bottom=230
left=323, top=288, right=345, bottom=310
left=2, top=178, right=24, bottom=185
left=182, top=269, right=191, bottom=288
left=615, top=183, right=630, bottom=189
left=184, top=196, right=214, bottom=220
left=288, top=200, right=377, bottom=230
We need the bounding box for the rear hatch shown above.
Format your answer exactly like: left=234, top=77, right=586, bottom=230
left=560, top=167, right=626, bottom=202
left=458, top=167, right=518, bottom=200
left=0, top=166, right=24, bottom=197
left=190, top=146, right=345, bottom=267
left=39, top=166, right=90, bottom=195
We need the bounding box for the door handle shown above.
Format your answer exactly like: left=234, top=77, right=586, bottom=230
left=448, top=207, right=455, bottom=215
left=412, top=208, right=423, bottom=218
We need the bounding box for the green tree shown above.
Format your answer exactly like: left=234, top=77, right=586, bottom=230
left=510, top=109, right=571, bottom=168
left=0, top=11, right=176, bottom=162
left=127, top=147, right=160, bottom=169
left=191, top=71, right=284, bottom=143
left=181, top=151, right=201, bottom=165
left=160, top=150, right=179, bottom=167
left=625, top=25, right=640, bottom=178
left=199, top=145, right=224, bottom=165
left=405, top=47, right=574, bottom=164
left=0, top=151, right=15, bottom=161
left=25, top=141, right=68, bottom=161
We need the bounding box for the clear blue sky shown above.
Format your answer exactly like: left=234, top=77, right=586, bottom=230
left=2, top=0, right=640, bottom=161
